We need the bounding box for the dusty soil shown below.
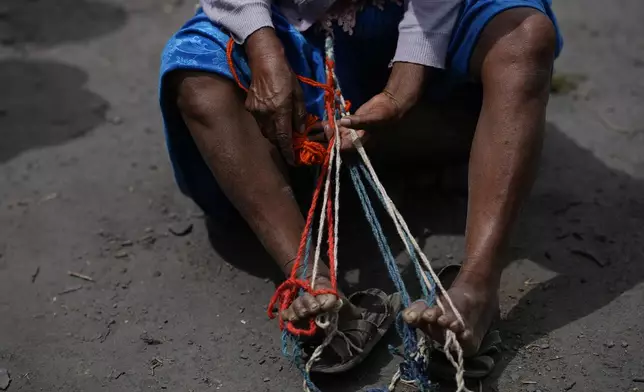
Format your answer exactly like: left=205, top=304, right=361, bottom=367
left=1, top=0, right=643, bottom=391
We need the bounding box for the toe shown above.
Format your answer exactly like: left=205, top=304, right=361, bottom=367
left=437, top=312, right=456, bottom=329
left=448, top=319, right=465, bottom=335
left=459, top=328, right=479, bottom=356
left=293, top=293, right=319, bottom=319
left=281, top=307, right=296, bottom=322
left=421, top=307, right=442, bottom=324
left=403, top=301, right=430, bottom=326
left=317, top=294, right=338, bottom=312
left=420, top=308, right=444, bottom=341
left=302, top=293, right=321, bottom=313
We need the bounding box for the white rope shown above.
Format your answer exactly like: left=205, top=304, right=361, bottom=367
left=310, top=126, right=337, bottom=289
left=332, top=115, right=342, bottom=281
left=303, top=98, right=343, bottom=392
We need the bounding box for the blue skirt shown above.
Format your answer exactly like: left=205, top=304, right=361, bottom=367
left=159, top=0, right=563, bottom=220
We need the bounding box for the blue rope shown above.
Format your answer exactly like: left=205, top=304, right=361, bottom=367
left=357, top=164, right=436, bottom=303
left=349, top=165, right=411, bottom=306
left=349, top=164, right=434, bottom=390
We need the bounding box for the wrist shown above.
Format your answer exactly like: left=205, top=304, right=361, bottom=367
left=384, top=62, right=431, bottom=112
left=245, top=27, right=286, bottom=67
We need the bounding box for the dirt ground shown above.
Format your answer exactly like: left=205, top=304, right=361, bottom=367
left=1, top=0, right=643, bottom=391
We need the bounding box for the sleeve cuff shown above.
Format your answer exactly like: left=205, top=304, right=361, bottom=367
left=218, top=2, right=274, bottom=43
left=393, top=30, right=451, bottom=68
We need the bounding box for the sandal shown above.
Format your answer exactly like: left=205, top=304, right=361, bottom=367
left=427, top=329, right=502, bottom=380
left=426, top=264, right=503, bottom=380
left=305, top=288, right=402, bottom=374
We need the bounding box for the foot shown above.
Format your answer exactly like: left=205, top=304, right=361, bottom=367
left=280, top=275, right=344, bottom=324
left=402, top=270, right=500, bottom=356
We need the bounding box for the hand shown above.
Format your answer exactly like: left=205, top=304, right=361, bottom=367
left=333, top=62, right=430, bottom=151
left=333, top=91, right=401, bottom=150
left=244, top=28, right=307, bottom=165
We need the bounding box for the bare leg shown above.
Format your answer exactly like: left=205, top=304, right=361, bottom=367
left=172, top=71, right=338, bottom=321
left=403, top=8, right=557, bottom=355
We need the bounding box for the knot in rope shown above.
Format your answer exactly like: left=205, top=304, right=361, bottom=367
left=268, top=278, right=338, bottom=337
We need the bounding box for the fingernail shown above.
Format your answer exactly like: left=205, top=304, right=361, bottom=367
left=339, top=118, right=351, bottom=126
left=407, top=311, right=417, bottom=321
left=311, top=304, right=319, bottom=311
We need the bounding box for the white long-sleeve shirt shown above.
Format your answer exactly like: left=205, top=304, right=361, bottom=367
left=201, top=0, right=462, bottom=68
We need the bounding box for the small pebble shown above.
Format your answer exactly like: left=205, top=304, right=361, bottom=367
left=605, top=340, right=615, bottom=348
left=564, top=381, right=577, bottom=391
left=263, top=377, right=270, bottom=383
left=140, top=332, right=162, bottom=345
left=240, top=354, right=249, bottom=360
left=153, top=271, right=162, bottom=278
left=0, top=368, right=9, bottom=390
left=108, top=116, right=123, bottom=125
left=168, top=223, right=193, bottom=237
left=115, top=250, right=128, bottom=259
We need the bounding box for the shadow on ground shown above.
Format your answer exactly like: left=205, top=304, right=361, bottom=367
left=0, top=59, right=110, bottom=163
left=0, top=0, right=127, bottom=47
left=203, top=123, right=644, bottom=391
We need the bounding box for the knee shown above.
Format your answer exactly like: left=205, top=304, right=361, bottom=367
left=173, top=71, right=240, bottom=123
left=483, top=10, right=557, bottom=82
left=510, top=13, right=557, bottom=66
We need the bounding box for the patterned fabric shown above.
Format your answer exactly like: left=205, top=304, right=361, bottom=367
left=159, top=0, right=563, bottom=220
left=317, top=0, right=402, bottom=35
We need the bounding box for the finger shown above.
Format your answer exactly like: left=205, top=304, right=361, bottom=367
left=274, top=108, right=295, bottom=165
left=307, top=121, right=326, bottom=134
left=339, top=93, right=398, bottom=132
left=246, top=97, right=271, bottom=139
left=323, top=122, right=334, bottom=141
left=338, top=127, right=365, bottom=151
left=339, top=108, right=383, bottom=132
left=307, top=133, right=327, bottom=143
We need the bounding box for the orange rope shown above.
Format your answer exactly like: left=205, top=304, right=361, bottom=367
left=226, top=38, right=335, bottom=166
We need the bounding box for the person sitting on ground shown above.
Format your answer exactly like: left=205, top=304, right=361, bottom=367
left=159, top=0, right=562, bottom=375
